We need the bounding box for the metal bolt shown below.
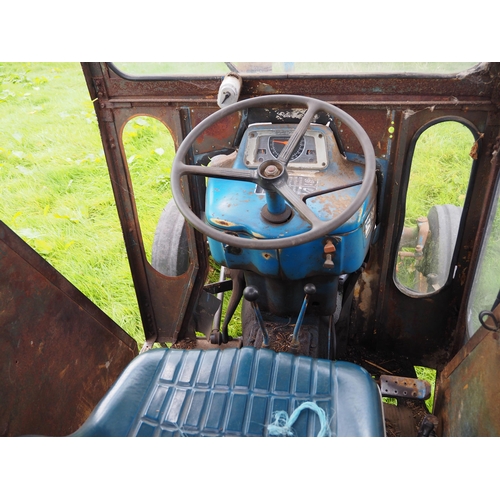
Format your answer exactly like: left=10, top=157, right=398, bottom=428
left=264, top=165, right=279, bottom=177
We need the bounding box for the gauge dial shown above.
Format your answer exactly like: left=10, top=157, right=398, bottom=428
left=268, top=136, right=305, bottom=161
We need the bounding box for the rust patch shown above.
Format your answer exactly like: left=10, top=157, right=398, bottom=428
left=212, top=218, right=234, bottom=227
left=469, top=133, right=484, bottom=160
left=0, top=222, right=137, bottom=436
left=438, top=329, right=500, bottom=436
left=194, top=111, right=242, bottom=153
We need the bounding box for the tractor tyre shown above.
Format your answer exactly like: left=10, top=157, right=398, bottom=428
left=152, top=199, right=189, bottom=276
left=421, top=204, right=462, bottom=290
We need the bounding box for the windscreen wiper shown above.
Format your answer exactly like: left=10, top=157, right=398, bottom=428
left=225, top=62, right=238, bottom=73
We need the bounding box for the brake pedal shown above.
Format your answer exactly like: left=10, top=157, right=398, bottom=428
left=380, top=375, right=431, bottom=400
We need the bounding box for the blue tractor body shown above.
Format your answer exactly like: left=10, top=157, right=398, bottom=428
left=206, top=123, right=377, bottom=281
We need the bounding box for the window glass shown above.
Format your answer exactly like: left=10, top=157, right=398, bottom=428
left=468, top=182, right=500, bottom=337
left=394, top=121, right=475, bottom=295
left=112, top=62, right=480, bottom=77
left=114, top=62, right=228, bottom=76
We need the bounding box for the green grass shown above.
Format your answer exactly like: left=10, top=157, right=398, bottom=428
left=122, top=116, right=176, bottom=263
left=0, top=62, right=244, bottom=347
left=414, top=366, right=437, bottom=412
left=404, top=121, right=474, bottom=226
left=0, top=62, right=149, bottom=344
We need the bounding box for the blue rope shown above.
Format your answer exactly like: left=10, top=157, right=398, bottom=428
left=267, top=401, right=331, bottom=437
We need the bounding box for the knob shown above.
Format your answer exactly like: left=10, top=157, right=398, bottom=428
left=243, top=286, right=259, bottom=302
left=243, top=286, right=269, bottom=348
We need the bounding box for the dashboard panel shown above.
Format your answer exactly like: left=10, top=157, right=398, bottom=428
left=243, top=124, right=330, bottom=170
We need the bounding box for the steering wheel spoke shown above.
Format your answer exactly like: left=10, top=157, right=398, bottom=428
left=275, top=180, right=323, bottom=228
left=277, top=103, right=321, bottom=165
left=179, top=162, right=258, bottom=183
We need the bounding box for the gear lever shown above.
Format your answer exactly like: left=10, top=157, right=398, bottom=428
left=290, top=284, right=316, bottom=354
left=243, top=286, right=270, bottom=348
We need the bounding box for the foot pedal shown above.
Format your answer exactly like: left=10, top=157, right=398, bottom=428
left=380, top=375, right=431, bottom=400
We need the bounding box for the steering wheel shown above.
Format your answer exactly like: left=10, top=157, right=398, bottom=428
left=171, top=94, right=375, bottom=250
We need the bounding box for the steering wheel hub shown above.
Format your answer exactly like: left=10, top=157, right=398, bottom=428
left=260, top=160, right=284, bottom=179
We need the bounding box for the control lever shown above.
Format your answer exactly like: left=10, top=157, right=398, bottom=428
left=290, top=284, right=316, bottom=354
left=243, top=286, right=270, bottom=348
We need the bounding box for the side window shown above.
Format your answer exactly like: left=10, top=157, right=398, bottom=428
left=468, top=181, right=500, bottom=337
left=394, top=121, right=475, bottom=295
left=121, top=116, right=175, bottom=266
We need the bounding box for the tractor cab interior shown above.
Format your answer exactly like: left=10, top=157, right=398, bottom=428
left=2, top=62, right=500, bottom=438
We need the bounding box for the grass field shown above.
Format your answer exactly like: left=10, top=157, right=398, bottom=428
left=404, top=121, right=474, bottom=225
left=0, top=62, right=241, bottom=347
left=0, top=62, right=160, bottom=344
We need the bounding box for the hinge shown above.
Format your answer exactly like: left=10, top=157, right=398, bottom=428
left=92, top=77, right=113, bottom=122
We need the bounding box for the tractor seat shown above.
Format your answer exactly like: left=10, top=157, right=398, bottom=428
left=71, top=347, right=385, bottom=437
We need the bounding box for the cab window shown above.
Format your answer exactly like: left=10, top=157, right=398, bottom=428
left=468, top=180, right=500, bottom=337
left=394, top=121, right=475, bottom=295
left=110, top=62, right=479, bottom=78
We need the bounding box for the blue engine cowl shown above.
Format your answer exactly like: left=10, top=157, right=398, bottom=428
left=205, top=123, right=376, bottom=281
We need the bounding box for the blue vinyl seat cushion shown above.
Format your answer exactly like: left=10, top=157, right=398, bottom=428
left=72, top=347, right=385, bottom=437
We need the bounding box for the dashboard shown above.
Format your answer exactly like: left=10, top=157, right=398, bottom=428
left=205, top=120, right=376, bottom=278
left=243, top=124, right=330, bottom=171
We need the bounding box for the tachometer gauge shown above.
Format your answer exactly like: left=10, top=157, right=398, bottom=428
left=268, top=136, right=305, bottom=161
